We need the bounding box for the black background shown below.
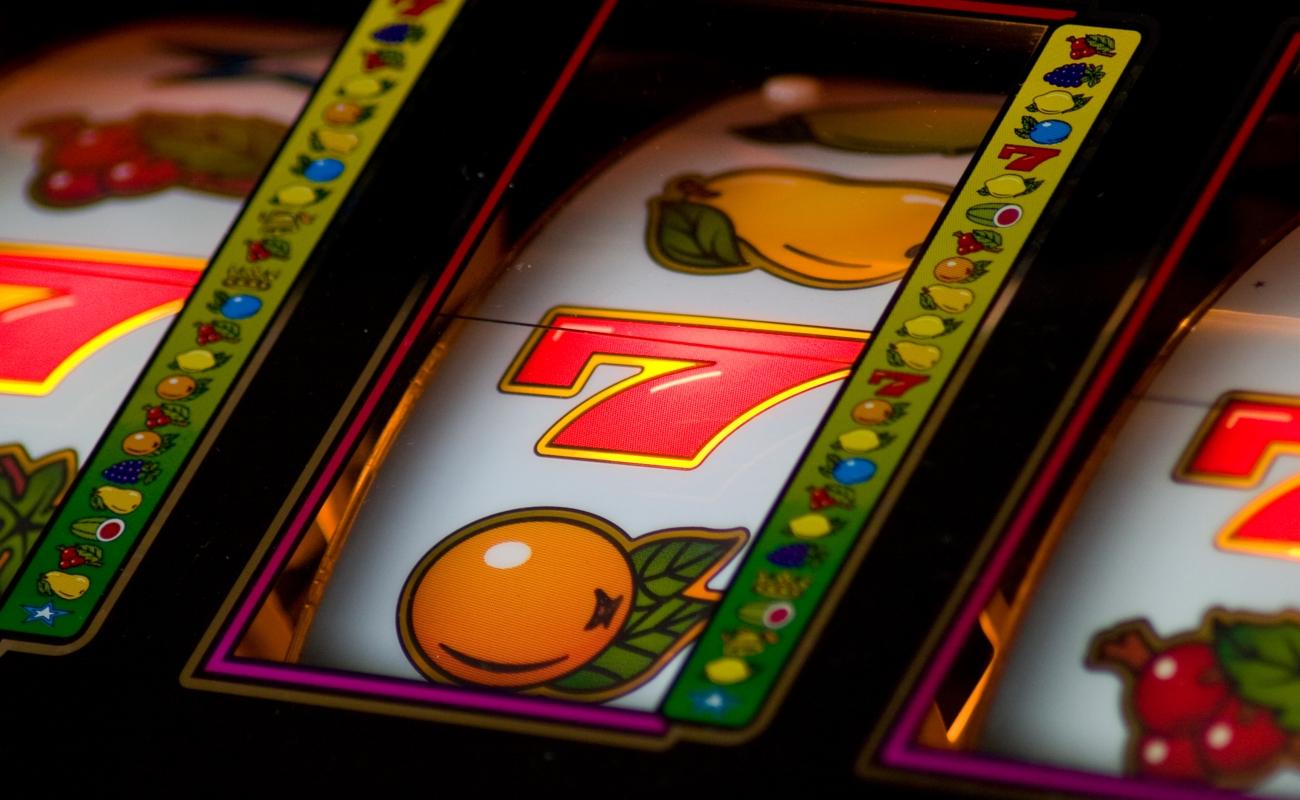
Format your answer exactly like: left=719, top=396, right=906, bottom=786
left=0, top=0, right=1297, bottom=795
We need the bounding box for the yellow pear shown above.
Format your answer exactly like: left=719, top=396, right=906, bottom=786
left=923, top=285, right=974, bottom=313
left=652, top=169, right=949, bottom=289
left=891, top=341, right=942, bottom=370
left=43, top=571, right=90, bottom=600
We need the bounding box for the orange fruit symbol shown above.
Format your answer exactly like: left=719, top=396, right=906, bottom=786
left=400, top=509, right=636, bottom=689
left=399, top=508, right=750, bottom=699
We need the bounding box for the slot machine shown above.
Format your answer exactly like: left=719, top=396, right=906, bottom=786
left=2, top=1, right=1298, bottom=797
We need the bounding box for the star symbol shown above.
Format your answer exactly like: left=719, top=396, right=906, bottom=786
left=689, top=689, right=737, bottom=716
left=21, top=602, right=70, bottom=627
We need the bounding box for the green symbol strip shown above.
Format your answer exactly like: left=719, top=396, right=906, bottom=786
left=0, top=0, right=466, bottom=642
left=664, top=25, right=1141, bottom=728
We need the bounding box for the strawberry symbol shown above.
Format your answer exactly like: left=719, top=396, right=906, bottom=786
left=1067, top=34, right=1117, bottom=60
left=954, top=230, right=1003, bottom=255
left=1044, top=62, right=1106, bottom=88
left=101, top=459, right=161, bottom=486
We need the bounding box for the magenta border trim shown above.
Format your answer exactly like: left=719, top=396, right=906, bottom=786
left=876, top=32, right=1300, bottom=800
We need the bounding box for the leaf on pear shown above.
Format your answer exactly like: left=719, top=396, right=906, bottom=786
left=653, top=201, right=745, bottom=269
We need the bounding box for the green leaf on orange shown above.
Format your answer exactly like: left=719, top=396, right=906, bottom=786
left=550, top=530, right=745, bottom=695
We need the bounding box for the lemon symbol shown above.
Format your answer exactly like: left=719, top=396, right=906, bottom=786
left=341, top=76, right=386, bottom=99
left=1028, top=90, right=1089, bottom=115
left=175, top=350, right=217, bottom=372
left=838, top=429, right=882, bottom=453
left=977, top=175, right=1029, bottom=199
left=900, top=314, right=959, bottom=339
left=275, top=185, right=319, bottom=206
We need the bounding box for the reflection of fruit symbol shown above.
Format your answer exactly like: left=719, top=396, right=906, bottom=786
left=934, top=257, right=989, bottom=283
left=91, top=487, right=141, bottom=515
left=889, top=341, right=942, bottom=370
left=647, top=169, right=950, bottom=289
left=1026, top=90, right=1090, bottom=115
left=978, top=174, right=1042, bottom=198
left=898, top=315, right=960, bottom=339
left=322, top=102, right=372, bottom=125
left=966, top=202, right=1022, bottom=227
left=732, top=100, right=1000, bottom=154
left=1044, top=62, right=1106, bottom=88
left=1090, top=613, right=1300, bottom=789
left=851, top=399, right=904, bottom=426
left=121, top=431, right=173, bottom=457
left=399, top=508, right=747, bottom=700
left=1067, top=34, right=1117, bottom=60
left=39, top=571, right=90, bottom=600
left=922, top=285, right=974, bottom=314
left=208, top=291, right=262, bottom=320
left=1015, top=116, right=1072, bottom=145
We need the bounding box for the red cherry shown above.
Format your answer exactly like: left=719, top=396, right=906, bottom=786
left=105, top=157, right=181, bottom=195
left=1200, top=699, right=1288, bottom=778
left=50, top=125, right=144, bottom=170
left=38, top=169, right=102, bottom=205
left=1135, top=733, right=1207, bottom=783
left=1133, top=643, right=1230, bottom=735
